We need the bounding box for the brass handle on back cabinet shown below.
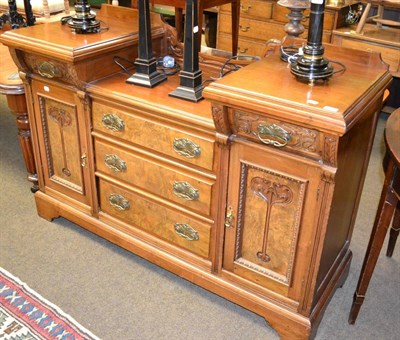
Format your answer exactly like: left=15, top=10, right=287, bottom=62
left=102, top=114, right=125, bottom=132
left=173, top=138, right=201, bottom=159
left=81, top=153, right=87, bottom=167
left=104, top=154, right=127, bottom=172
left=257, top=124, right=292, bottom=148
left=240, top=4, right=252, bottom=13
left=109, top=193, right=130, bottom=211
left=239, top=25, right=250, bottom=32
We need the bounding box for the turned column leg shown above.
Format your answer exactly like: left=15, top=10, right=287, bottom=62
left=348, top=157, right=397, bottom=324
left=6, top=93, right=39, bottom=192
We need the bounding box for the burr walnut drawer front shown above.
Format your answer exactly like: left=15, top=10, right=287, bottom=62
left=231, top=109, right=323, bottom=160
left=94, top=139, right=214, bottom=217
left=92, top=101, right=215, bottom=171
left=99, top=179, right=212, bottom=258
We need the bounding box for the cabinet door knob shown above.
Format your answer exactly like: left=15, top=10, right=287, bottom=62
left=224, top=206, right=234, bottom=228
left=173, top=181, right=199, bottom=201
left=174, top=223, right=199, bottom=241
left=109, top=193, right=130, bottom=211
left=102, top=114, right=125, bottom=132
left=240, top=4, right=252, bottom=13
left=104, top=154, right=127, bottom=172
left=81, top=153, right=87, bottom=167
left=257, top=124, right=292, bottom=147
left=173, top=138, right=201, bottom=158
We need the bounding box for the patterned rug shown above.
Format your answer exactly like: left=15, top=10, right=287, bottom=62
left=0, top=267, right=99, bottom=340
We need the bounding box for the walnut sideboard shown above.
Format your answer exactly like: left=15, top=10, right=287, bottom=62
left=0, top=6, right=392, bottom=339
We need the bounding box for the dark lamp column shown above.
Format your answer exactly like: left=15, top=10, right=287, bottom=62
left=290, top=0, right=334, bottom=83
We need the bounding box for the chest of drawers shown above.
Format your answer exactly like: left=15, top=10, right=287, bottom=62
left=217, top=0, right=361, bottom=56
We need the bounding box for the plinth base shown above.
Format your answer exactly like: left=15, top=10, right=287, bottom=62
left=169, top=85, right=204, bottom=102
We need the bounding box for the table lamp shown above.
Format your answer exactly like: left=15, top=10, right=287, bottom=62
left=289, top=0, right=334, bottom=83
left=127, top=0, right=167, bottom=87
left=277, top=0, right=310, bottom=62
left=61, top=0, right=100, bottom=34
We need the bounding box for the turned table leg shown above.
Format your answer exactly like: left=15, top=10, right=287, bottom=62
left=6, top=93, right=39, bottom=192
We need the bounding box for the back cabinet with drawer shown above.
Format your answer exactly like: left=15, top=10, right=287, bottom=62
left=216, top=0, right=362, bottom=56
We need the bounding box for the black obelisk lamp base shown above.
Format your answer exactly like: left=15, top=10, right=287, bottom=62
left=290, top=0, right=333, bottom=83
left=127, top=57, right=166, bottom=88
left=169, top=0, right=203, bottom=102
left=127, top=0, right=166, bottom=88
left=169, top=70, right=203, bottom=102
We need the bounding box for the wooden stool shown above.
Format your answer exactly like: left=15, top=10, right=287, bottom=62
left=0, top=38, right=38, bottom=192
left=356, top=0, right=400, bottom=34
left=147, top=0, right=240, bottom=54
left=348, top=108, right=400, bottom=324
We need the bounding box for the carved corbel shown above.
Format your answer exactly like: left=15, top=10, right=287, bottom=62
left=323, top=135, right=338, bottom=167
left=212, top=104, right=231, bottom=136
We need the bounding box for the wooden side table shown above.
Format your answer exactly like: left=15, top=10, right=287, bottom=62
left=0, top=36, right=38, bottom=191
left=349, top=108, right=400, bottom=324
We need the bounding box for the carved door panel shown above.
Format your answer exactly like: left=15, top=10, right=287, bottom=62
left=31, top=80, right=92, bottom=207
left=223, top=141, right=323, bottom=300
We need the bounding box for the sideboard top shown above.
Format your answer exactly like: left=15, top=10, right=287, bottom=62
left=204, top=45, right=392, bottom=134
left=0, top=8, right=163, bottom=62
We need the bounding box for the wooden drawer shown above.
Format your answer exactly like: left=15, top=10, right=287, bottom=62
left=92, top=101, right=215, bottom=171
left=230, top=109, right=324, bottom=160
left=219, top=12, right=284, bottom=41
left=220, top=1, right=273, bottom=20
left=332, top=36, right=400, bottom=75
left=272, top=5, right=336, bottom=31
left=99, top=179, right=212, bottom=258
left=217, top=33, right=268, bottom=56
left=94, top=138, right=214, bottom=217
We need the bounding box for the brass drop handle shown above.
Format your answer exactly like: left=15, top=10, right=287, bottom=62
left=81, top=153, right=87, bottom=167
left=240, top=4, right=252, bottom=13
left=174, top=223, right=199, bottom=241
left=239, top=25, right=251, bottom=32
left=224, top=206, right=234, bottom=228
left=173, top=138, right=201, bottom=159
left=257, top=124, right=292, bottom=148
left=173, top=181, right=199, bottom=201
left=238, top=47, right=248, bottom=54
left=109, top=193, right=130, bottom=211
left=104, top=154, right=127, bottom=172
left=102, top=113, right=125, bottom=132
left=38, top=61, right=59, bottom=78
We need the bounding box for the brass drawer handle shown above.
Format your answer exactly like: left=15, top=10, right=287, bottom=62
left=224, top=206, right=234, bottom=228
left=239, top=25, right=250, bottom=32
left=174, top=223, right=199, bottom=241
left=240, top=4, right=252, bottom=13
left=104, top=154, right=127, bottom=172
left=102, top=114, right=125, bottom=132
left=173, top=181, right=199, bottom=201
left=38, top=61, right=60, bottom=78
left=257, top=124, right=292, bottom=148
left=109, top=193, right=130, bottom=211
left=173, top=138, right=201, bottom=159
left=238, top=47, right=248, bottom=54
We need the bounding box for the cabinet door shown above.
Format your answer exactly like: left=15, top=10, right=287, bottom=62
left=31, top=80, right=92, bottom=207
left=223, top=141, right=323, bottom=300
